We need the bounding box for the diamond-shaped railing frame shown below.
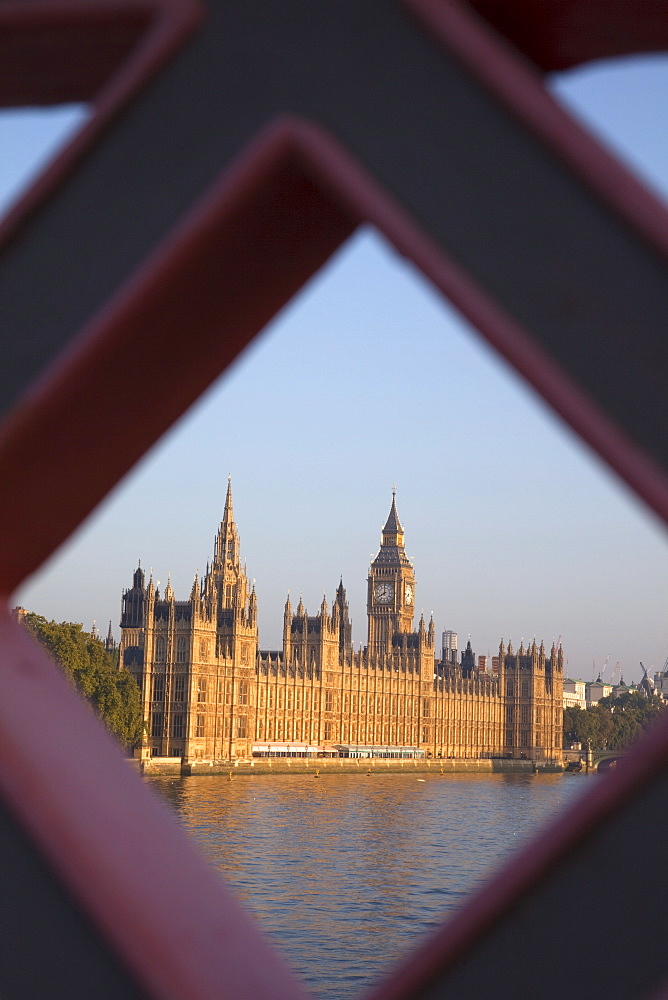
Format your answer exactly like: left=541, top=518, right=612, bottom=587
left=1, top=2, right=668, bottom=1000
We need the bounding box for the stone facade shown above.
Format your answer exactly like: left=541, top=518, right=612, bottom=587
left=118, top=485, right=563, bottom=763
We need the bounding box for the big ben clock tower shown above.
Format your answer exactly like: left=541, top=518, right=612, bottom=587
left=367, top=492, right=416, bottom=652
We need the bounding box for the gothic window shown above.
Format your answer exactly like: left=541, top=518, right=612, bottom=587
left=521, top=705, right=530, bottom=725
left=325, top=691, right=333, bottom=712
left=197, top=678, right=207, bottom=703
left=259, top=688, right=265, bottom=707
left=199, top=639, right=208, bottom=661
left=258, top=720, right=264, bottom=738
left=296, top=691, right=301, bottom=710
left=506, top=680, right=514, bottom=697
left=217, top=680, right=224, bottom=704
left=174, top=675, right=186, bottom=702
left=324, top=721, right=332, bottom=740
left=423, top=699, right=430, bottom=717
left=151, top=713, right=164, bottom=738
left=422, top=727, right=429, bottom=743
left=521, top=680, right=529, bottom=697
left=278, top=690, right=284, bottom=708
left=226, top=682, right=232, bottom=704
left=238, top=681, right=248, bottom=705
left=123, top=646, right=143, bottom=667
left=237, top=716, right=247, bottom=738
left=241, top=644, right=249, bottom=665
left=172, top=715, right=184, bottom=739
left=505, top=728, right=513, bottom=746
left=195, top=715, right=205, bottom=738
left=152, top=674, right=164, bottom=702
left=520, top=729, right=529, bottom=747
left=155, top=636, right=166, bottom=662
left=505, top=705, right=513, bottom=724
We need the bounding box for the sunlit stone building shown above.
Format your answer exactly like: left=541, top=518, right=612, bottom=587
left=118, top=484, right=563, bottom=763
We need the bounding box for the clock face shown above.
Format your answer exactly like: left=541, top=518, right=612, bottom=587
left=374, top=582, right=394, bottom=604
left=405, top=584, right=413, bottom=605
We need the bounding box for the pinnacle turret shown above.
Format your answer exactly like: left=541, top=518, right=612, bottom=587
left=223, top=475, right=234, bottom=526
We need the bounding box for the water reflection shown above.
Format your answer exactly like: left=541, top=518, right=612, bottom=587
left=147, top=772, right=587, bottom=999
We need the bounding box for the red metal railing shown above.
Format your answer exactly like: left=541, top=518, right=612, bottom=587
left=1, top=3, right=667, bottom=999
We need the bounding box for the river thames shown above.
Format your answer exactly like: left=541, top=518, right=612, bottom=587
left=147, top=772, right=590, bottom=999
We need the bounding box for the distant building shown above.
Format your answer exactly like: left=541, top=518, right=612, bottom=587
left=563, top=679, right=587, bottom=711
left=613, top=679, right=639, bottom=699
left=653, top=664, right=668, bottom=700
left=587, top=677, right=613, bottom=705
left=117, top=487, right=564, bottom=763
left=442, top=630, right=457, bottom=665
left=478, top=655, right=488, bottom=672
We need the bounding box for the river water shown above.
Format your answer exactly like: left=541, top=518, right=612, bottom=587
left=147, top=772, right=590, bottom=999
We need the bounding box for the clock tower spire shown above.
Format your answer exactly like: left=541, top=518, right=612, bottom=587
left=367, top=492, right=416, bottom=652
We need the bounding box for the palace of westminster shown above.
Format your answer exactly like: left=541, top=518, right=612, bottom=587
left=118, top=484, right=564, bottom=763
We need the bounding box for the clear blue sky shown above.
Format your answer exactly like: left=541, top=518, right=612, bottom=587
left=6, top=53, right=668, bottom=684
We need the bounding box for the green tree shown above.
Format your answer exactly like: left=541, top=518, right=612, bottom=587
left=22, top=612, right=143, bottom=750
left=563, top=691, right=667, bottom=751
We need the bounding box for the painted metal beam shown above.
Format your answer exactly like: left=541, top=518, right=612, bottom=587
left=0, top=3, right=667, bottom=1000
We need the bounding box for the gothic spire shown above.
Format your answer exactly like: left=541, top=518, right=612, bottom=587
left=374, top=491, right=409, bottom=567
left=223, top=475, right=234, bottom=526
left=383, top=490, right=403, bottom=535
